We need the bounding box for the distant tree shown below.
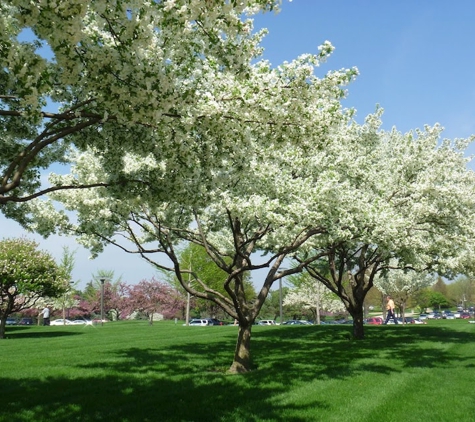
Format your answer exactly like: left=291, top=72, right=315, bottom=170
left=432, top=277, right=448, bottom=297
left=80, top=271, right=129, bottom=320
left=284, top=272, right=345, bottom=324
left=128, top=278, right=185, bottom=324
left=427, top=291, right=451, bottom=310
left=0, top=237, right=63, bottom=338
left=446, top=276, right=475, bottom=309
left=364, top=286, right=384, bottom=315
left=87, top=280, right=130, bottom=321
left=374, top=266, right=435, bottom=321
left=412, top=288, right=432, bottom=312
left=51, top=246, right=78, bottom=322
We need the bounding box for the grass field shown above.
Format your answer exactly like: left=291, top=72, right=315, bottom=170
left=1, top=319, right=475, bottom=422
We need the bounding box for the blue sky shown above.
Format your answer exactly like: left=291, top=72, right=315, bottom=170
left=255, top=0, right=475, bottom=141
left=3, top=0, right=475, bottom=288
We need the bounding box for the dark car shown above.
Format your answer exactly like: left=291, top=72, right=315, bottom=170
left=6, top=317, right=17, bottom=325
left=397, top=316, right=414, bottom=324
left=18, top=317, right=34, bottom=325
left=208, top=318, right=225, bottom=326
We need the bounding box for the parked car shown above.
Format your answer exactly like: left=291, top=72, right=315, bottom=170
left=397, top=316, right=414, bottom=324
left=443, top=313, right=455, bottom=320
left=258, top=320, right=276, bottom=326
left=6, top=317, right=17, bottom=325
left=70, top=319, right=92, bottom=325
left=282, top=320, right=311, bottom=325
left=207, top=318, right=225, bottom=326
left=50, top=319, right=72, bottom=326
left=460, top=312, right=471, bottom=319
left=186, top=319, right=210, bottom=326
left=365, top=317, right=383, bottom=325
left=419, top=314, right=428, bottom=320
left=18, top=318, right=34, bottom=325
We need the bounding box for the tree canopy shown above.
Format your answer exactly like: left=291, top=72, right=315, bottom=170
left=292, top=112, right=475, bottom=337
left=1, top=0, right=355, bottom=229
left=4, top=1, right=475, bottom=371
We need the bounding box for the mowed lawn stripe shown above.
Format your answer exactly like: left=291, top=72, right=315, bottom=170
left=1, top=320, right=475, bottom=421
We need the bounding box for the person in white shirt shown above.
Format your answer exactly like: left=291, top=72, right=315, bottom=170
left=40, top=307, right=50, bottom=326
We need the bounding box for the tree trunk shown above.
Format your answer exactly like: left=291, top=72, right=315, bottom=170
left=351, top=307, right=365, bottom=339
left=228, top=322, right=252, bottom=373
left=0, top=318, right=6, bottom=339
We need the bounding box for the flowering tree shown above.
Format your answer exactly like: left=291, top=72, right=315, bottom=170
left=295, top=112, right=475, bottom=338
left=0, top=0, right=286, bottom=223
left=374, top=264, right=435, bottom=321
left=284, top=272, right=345, bottom=324
left=24, top=16, right=357, bottom=372
left=83, top=279, right=130, bottom=321
left=0, top=237, right=63, bottom=338
left=128, top=278, right=185, bottom=323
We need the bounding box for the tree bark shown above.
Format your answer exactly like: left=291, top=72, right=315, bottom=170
left=0, top=317, right=6, bottom=339
left=351, top=307, right=365, bottom=339
left=228, top=322, right=252, bottom=373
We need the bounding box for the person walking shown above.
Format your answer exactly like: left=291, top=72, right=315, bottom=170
left=40, top=306, right=50, bottom=326
left=383, top=296, right=398, bottom=325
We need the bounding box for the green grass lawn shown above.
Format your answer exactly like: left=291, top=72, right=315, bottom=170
left=1, top=320, right=475, bottom=422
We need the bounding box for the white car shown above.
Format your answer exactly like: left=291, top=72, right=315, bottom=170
left=70, top=319, right=93, bottom=325
left=258, top=320, right=276, bottom=326
left=50, top=319, right=72, bottom=326
left=185, top=319, right=210, bottom=326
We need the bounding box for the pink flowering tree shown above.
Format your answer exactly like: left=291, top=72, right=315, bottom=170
left=128, top=278, right=185, bottom=324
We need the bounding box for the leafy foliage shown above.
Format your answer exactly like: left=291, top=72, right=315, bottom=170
left=0, top=237, right=62, bottom=337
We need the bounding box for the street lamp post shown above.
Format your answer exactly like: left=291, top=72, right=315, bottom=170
left=279, top=277, right=283, bottom=324
left=99, top=278, right=105, bottom=326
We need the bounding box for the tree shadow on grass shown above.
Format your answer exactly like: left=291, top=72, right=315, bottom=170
left=244, top=323, right=475, bottom=386
left=3, top=326, right=83, bottom=339
left=1, top=365, right=327, bottom=422
left=1, top=324, right=473, bottom=422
